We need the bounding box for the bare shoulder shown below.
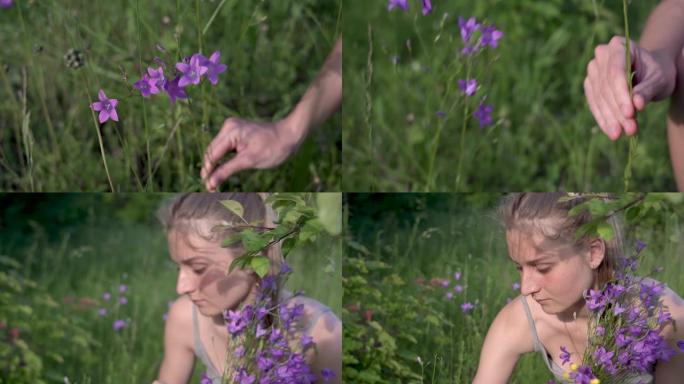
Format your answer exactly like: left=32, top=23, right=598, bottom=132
left=473, top=296, right=534, bottom=384
left=650, top=279, right=684, bottom=384
left=166, top=295, right=195, bottom=341
left=492, top=295, right=536, bottom=353
left=289, top=295, right=341, bottom=384
left=288, top=294, right=341, bottom=330
left=658, top=281, right=684, bottom=337
left=157, top=295, right=197, bottom=384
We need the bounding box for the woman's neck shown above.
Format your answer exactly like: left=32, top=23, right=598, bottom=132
left=209, top=283, right=261, bottom=327
left=557, top=278, right=599, bottom=323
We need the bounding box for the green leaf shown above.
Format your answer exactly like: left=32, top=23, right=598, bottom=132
left=625, top=206, right=641, bottom=222
left=300, top=218, right=324, bottom=242
left=221, top=233, right=242, bottom=247
left=316, top=193, right=342, bottom=235
left=229, top=255, right=251, bottom=273
left=219, top=200, right=246, bottom=223
left=281, top=237, right=296, bottom=257
left=250, top=256, right=270, bottom=277
left=596, top=221, right=614, bottom=241
left=240, top=230, right=269, bottom=252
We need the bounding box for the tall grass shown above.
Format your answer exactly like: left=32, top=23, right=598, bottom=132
left=342, top=0, right=672, bottom=191
left=0, top=0, right=341, bottom=191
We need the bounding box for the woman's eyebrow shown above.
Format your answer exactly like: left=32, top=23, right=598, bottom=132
left=512, top=255, right=555, bottom=266
left=171, top=256, right=211, bottom=265
left=182, top=256, right=211, bottom=264
left=527, top=255, right=555, bottom=265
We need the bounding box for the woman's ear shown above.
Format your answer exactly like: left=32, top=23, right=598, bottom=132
left=587, top=237, right=606, bottom=269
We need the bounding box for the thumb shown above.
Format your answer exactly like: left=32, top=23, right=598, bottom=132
left=632, top=83, right=655, bottom=112
left=206, top=154, right=253, bottom=191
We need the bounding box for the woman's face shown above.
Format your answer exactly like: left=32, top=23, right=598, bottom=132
left=168, top=229, right=257, bottom=317
left=506, top=228, right=601, bottom=316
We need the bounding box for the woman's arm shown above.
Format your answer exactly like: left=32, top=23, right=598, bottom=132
left=308, top=312, right=342, bottom=384
left=653, top=286, right=684, bottom=383
left=667, top=46, right=684, bottom=190
left=473, top=297, right=533, bottom=384
left=200, top=38, right=342, bottom=191
left=156, top=296, right=197, bottom=384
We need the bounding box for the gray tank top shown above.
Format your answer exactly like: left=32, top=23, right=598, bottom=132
left=519, top=295, right=653, bottom=384
left=192, top=293, right=335, bottom=384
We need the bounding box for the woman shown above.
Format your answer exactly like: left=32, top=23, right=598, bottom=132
left=473, top=193, right=684, bottom=383
left=152, top=193, right=341, bottom=384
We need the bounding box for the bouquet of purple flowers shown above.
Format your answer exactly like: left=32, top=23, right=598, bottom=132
left=557, top=242, right=684, bottom=384
left=210, top=268, right=335, bottom=384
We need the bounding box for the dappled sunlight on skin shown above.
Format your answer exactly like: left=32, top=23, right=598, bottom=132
left=167, top=230, right=257, bottom=319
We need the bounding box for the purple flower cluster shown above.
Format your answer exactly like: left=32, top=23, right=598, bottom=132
left=569, top=364, right=598, bottom=384
left=88, top=50, right=226, bottom=122
left=428, top=271, right=476, bottom=313
left=455, top=16, right=502, bottom=128
left=458, top=16, right=503, bottom=55
left=387, top=0, right=432, bottom=15
left=133, top=51, right=226, bottom=104
left=97, top=283, right=130, bottom=331
left=222, top=272, right=335, bottom=384
left=0, top=0, right=12, bottom=9
left=558, top=242, right=684, bottom=383
left=473, top=103, right=493, bottom=128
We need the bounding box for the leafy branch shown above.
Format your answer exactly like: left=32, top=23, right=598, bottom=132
left=216, top=193, right=341, bottom=277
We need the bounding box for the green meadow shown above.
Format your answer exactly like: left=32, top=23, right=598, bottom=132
left=342, top=0, right=675, bottom=191
left=0, top=0, right=341, bottom=192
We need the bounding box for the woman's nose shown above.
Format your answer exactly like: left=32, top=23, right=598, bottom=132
left=520, top=269, right=540, bottom=296
left=176, top=269, right=196, bottom=296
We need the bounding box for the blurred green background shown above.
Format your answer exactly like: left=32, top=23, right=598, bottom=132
left=0, top=193, right=341, bottom=383
left=0, top=0, right=341, bottom=192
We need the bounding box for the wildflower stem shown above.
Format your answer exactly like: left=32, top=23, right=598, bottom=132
left=365, top=24, right=375, bottom=189
left=622, top=0, right=638, bottom=192
left=136, top=0, right=152, bottom=191
left=454, top=59, right=473, bottom=191
left=196, top=0, right=210, bottom=160
left=202, top=0, right=228, bottom=36
left=82, top=72, right=115, bottom=191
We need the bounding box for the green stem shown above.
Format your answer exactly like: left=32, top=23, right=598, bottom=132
left=623, top=0, right=638, bottom=192
left=82, top=72, right=115, bottom=191
left=454, top=59, right=473, bottom=191
left=136, top=0, right=152, bottom=191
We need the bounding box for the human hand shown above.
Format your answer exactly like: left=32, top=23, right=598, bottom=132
left=200, top=117, right=301, bottom=191
left=584, top=36, right=677, bottom=140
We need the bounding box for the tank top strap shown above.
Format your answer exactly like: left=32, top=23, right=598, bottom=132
left=520, top=295, right=565, bottom=380
left=192, top=303, right=222, bottom=383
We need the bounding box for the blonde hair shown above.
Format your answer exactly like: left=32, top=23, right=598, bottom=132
left=497, top=193, right=624, bottom=286
left=157, top=193, right=283, bottom=275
